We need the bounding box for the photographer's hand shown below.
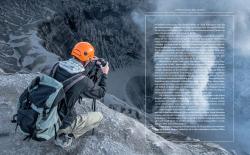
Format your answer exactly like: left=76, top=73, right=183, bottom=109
left=101, top=62, right=109, bottom=75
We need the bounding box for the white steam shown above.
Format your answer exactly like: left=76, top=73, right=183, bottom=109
left=154, top=27, right=215, bottom=123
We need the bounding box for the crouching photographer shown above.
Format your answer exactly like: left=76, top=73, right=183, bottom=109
left=50, top=42, right=109, bottom=148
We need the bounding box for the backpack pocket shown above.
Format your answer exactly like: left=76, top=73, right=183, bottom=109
left=17, top=109, right=38, bottom=134
left=29, top=84, right=56, bottom=108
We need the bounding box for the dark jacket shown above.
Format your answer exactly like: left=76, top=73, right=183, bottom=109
left=51, top=61, right=107, bottom=129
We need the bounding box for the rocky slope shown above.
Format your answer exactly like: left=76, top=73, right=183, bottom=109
left=0, top=0, right=145, bottom=73
left=0, top=0, right=148, bottom=114
left=0, top=73, right=231, bottom=155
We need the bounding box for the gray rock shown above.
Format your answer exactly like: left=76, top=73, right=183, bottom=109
left=0, top=73, right=231, bottom=155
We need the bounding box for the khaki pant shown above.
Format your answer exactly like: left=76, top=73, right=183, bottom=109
left=58, top=112, right=103, bottom=139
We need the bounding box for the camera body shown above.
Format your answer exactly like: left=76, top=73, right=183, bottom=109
left=86, top=57, right=107, bottom=83
left=94, top=58, right=107, bottom=68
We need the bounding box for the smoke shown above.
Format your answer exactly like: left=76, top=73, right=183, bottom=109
left=131, top=0, right=250, bottom=56
left=154, top=27, right=215, bottom=123
left=131, top=9, right=145, bottom=32
left=152, top=0, right=250, bottom=57
left=131, top=0, right=250, bottom=153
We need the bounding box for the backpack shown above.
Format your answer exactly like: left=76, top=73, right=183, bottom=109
left=11, top=63, right=85, bottom=141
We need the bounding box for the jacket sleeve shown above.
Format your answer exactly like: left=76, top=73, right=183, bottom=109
left=82, top=74, right=107, bottom=99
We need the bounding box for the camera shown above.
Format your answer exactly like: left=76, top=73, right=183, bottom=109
left=94, top=58, right=107, bottom=68
left=86, top=57, right=107, bottom=83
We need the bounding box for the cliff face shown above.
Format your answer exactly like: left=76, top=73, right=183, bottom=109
left=0, top=73, right=231, bottom=155
left=0, top=0, right=144, bottom=73
left=38, top=0, right=144, bottom=69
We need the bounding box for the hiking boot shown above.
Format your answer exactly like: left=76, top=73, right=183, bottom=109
left=55, top=133, right=73, bottom=148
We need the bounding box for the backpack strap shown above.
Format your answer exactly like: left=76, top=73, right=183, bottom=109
left=63, top=74, right=85, bottom=93
left=62, top=73, right=82, bottom=85
left=54, top=124, right=57, bottom=140
left=11, top=114, right=19, bottom=133
left=51, top=61, right=85, bottom=92
left=23, top=128, right=37, bottom=141
left=50, top=62, right=59, bottom=78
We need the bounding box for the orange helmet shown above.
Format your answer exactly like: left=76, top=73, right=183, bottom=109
left=71, top=42, right=95, bottom=62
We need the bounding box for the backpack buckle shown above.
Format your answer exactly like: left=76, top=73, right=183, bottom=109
left=42, top=106, right=49, bottom=120
left=11, top=114, right=18, bottom=123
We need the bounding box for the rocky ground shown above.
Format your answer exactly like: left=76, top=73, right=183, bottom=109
left=0, top=73, right=231, bottom=155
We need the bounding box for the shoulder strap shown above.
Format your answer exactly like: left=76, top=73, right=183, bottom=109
left=50, top=62, right=59, bottom=77
left=63, top=74, right=85, bottom=93
left=51, top=61, right=85, bottom=93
